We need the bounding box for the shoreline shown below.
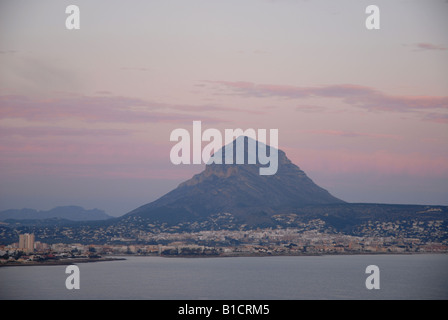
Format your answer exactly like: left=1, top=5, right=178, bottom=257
left=2, top=251, right=446, bottom=266
left=0, top=257, right=126, bottom=268
left=163, top=252, right=448, bottom=258
left=129, top=250, right=448, bottom=259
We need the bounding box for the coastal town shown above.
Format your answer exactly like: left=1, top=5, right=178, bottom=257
left=1, top=220, right=447, bottom=266
left=1, top=209, right=447, bottom=266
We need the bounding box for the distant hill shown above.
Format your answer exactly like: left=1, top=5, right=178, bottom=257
left=122, top=136, right=345, bottom=226
left=0, top=206, right=113, bottom=222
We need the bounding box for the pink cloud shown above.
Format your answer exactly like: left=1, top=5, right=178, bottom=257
left=209, top=81, right=378, bottom=99
left=285, top=148, right=448, bottom=178
left=421, top=112, right=448, bottom=124
left=0, top=93, right=264, bottom=125
left=413, top=43, right=447, bottom=51
left=303, top=129, right=401, bottom=140
left=295, top=105, right=327, bottom=113
left=0, top=94, right=231, bottom=124
left=95, top=90, right=113, bottom=95
left=208, top=81, right=448, bottom=116
left=0, top=126, right=131, bottom=138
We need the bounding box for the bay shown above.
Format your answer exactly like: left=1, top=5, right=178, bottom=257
left=1, top=254, right=447, bottom=300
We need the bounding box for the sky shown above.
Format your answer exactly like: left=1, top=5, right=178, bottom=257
left=0, top=0, right=447, bottom=216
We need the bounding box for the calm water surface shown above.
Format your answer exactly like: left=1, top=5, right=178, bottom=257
left=1, top=254, right=447, bottom=300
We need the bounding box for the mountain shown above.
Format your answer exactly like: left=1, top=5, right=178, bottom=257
left=0, top=206, right=112, bottom=222
left=123, top=136, right=344, bottom=226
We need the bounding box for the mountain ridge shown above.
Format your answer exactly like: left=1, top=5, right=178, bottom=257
left=0, top=205, right=113, bottom=222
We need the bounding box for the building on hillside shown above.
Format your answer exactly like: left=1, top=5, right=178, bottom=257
left=19, top=233, right=35, bottom=253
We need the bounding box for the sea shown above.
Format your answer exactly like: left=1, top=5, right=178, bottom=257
left=1, top=254, right=447, bottom=300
